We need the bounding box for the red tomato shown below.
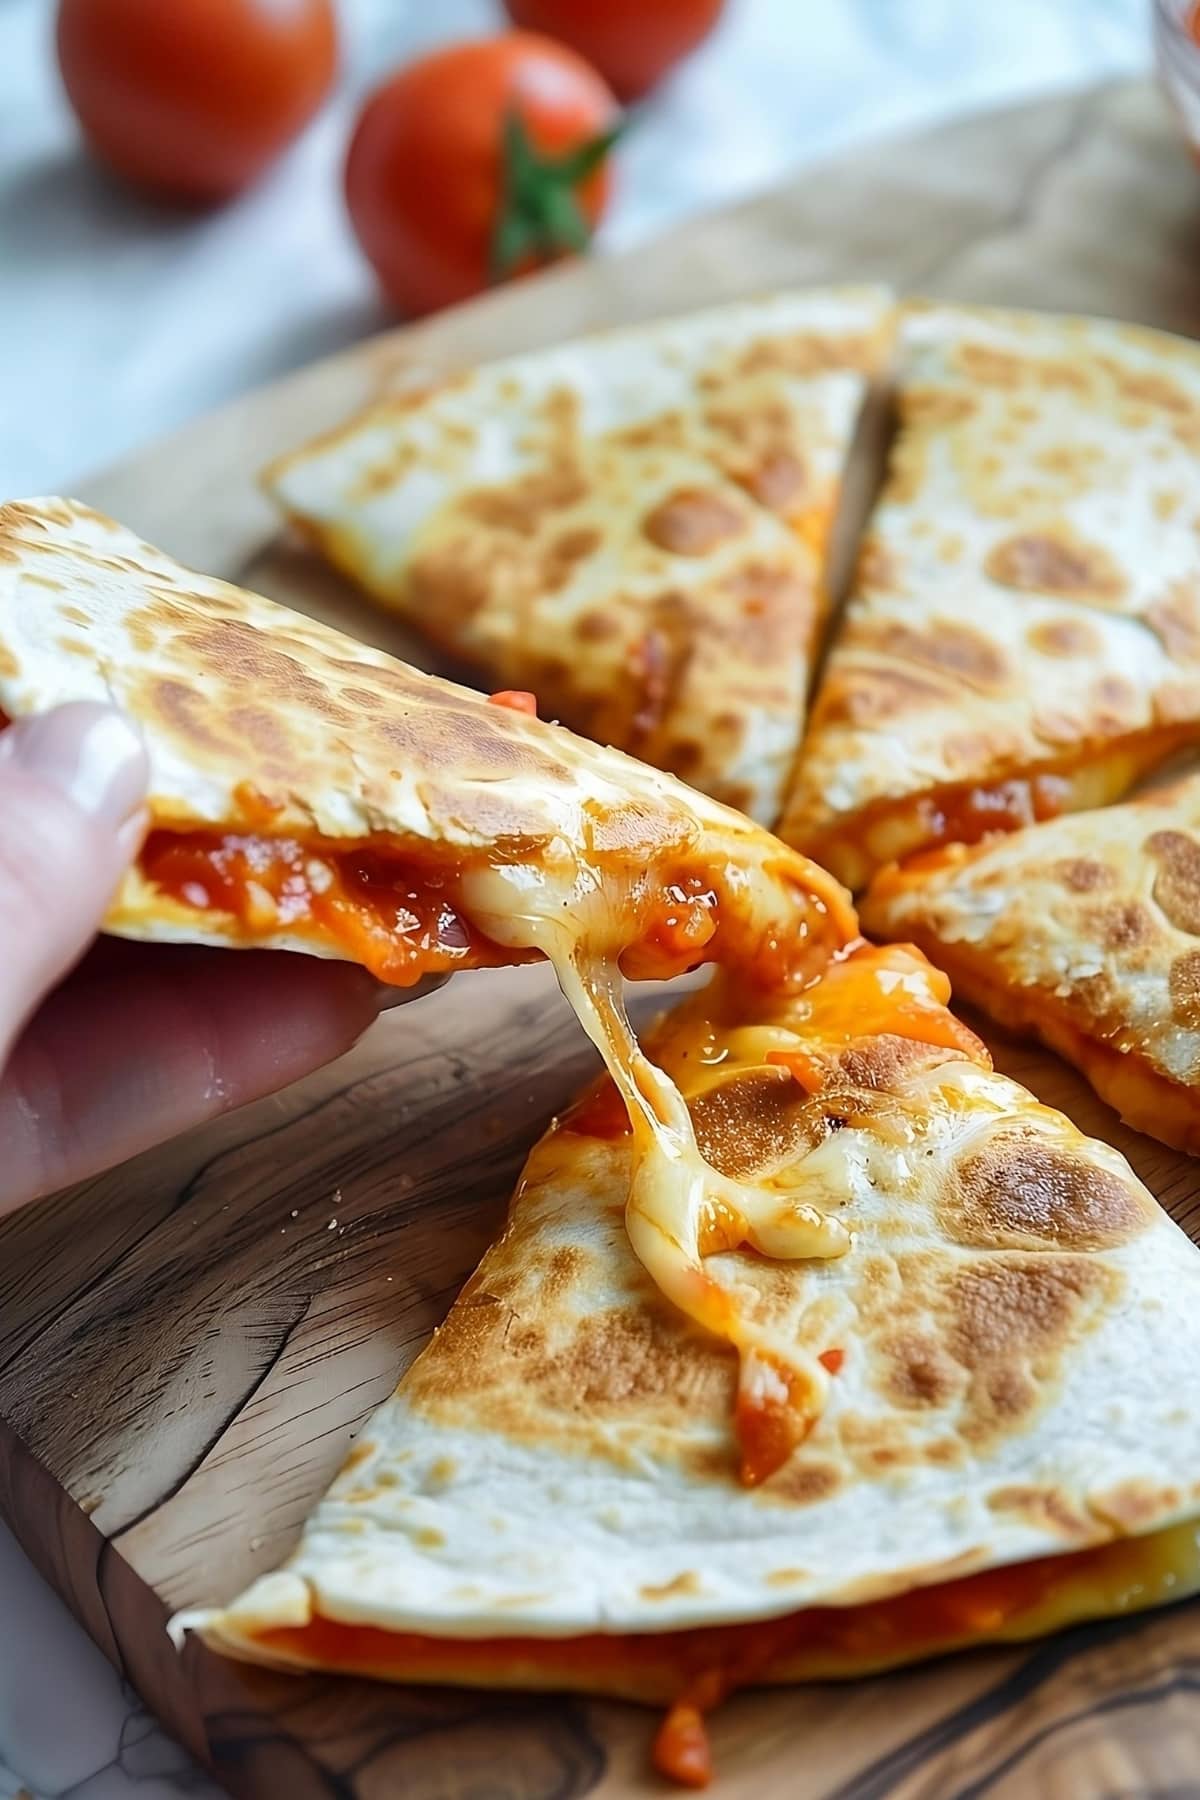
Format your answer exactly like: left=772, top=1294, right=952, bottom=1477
left=56, top=0, right=337, bottom=204
left=503, top=0, right=726, bottom=100
left=344, top=34, right=619, bottom=318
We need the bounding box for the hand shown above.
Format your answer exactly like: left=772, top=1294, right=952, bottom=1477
left=0, top=702, right=438, bottom=1214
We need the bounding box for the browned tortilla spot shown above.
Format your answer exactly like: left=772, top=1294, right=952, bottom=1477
left=642, top=489, right=747, bottom=557
left=984, top=530, right=1127, bottom=604
left=1054, top=856, right=1115, bottom=893
left=1169, top=948, right=1200, bottom=1027
left=1081, top=899, right=1156, bottom=952
left=1027, top=616, right=1103, bottom=658
left=876, top=1331, right=963, bottom=1409
left=744, top=452, right=809, bottom=512
left=1147, top=581, right=1200, bottom=662
left=1148, top=830, right=1200, bottom=935
left=944, top=1138, right=1150, bottom=1253
left=859, top=619, right=1010, bottom=689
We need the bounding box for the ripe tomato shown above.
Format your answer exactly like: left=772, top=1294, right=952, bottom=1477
left=55, top=0, right=337, bottom=204
left=344, top=34, right=619, bottom=318
left=503, top=0, right=726, bottom=100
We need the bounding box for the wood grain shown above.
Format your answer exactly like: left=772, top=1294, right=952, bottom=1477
left=3, top=75, right=1200, bottom=1798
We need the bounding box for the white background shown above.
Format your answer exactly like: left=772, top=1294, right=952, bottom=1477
left=2, top=0, right=1150, bottom=495
left=0, top=0, right=1152, bottom=1794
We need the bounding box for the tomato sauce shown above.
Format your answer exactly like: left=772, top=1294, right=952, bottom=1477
left=249, top=1529, right=1153, bottom=1785
left=734, top=1353, right=813, bottom=1488
left=139, top=830, right=511, bottom=985
left=619, top=877, right=719, bottom=979
left=560, top=1076, right=632, bottom=1140
left=653, top=1702, right=713, bottom=1788
left=487, top=690, right=539, bottom=716
left=809, top=770, right=1076, bottom=888
left=923, top=772, right=1071, bottom=841
left=136, top=827, right=803, bottom=996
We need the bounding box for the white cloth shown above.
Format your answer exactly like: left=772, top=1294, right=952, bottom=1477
left=0, top=0, right=1148, bottom=1794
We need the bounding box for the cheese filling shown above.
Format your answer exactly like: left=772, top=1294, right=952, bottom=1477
left=460, top=863, right=852, bottom=1487
left=552, top=942, right=993, bottom=1485
left=136, top=819, right=868, bottom=1476
left=801, top=727, right=1198, bottom=891
left=136, top=831, right=787, bottom=987
left=233, top=1516, right=1200, bottom=1787
left=135, top=825, right=998, bottom=1482
left=139, top=829, right=512, bottom=983
left=865, top=923, right=1200, bottom=1156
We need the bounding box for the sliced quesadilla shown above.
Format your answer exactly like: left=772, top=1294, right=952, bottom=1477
left=263, top=288, right=892, bottom=824
left=180, top=943, right=1200, bottom=1786
left=863, top=769, right=1200, bottom=1154
left=0, top=497, right=864, bottom=1453
left=781, top=302, right=1200, bottom=888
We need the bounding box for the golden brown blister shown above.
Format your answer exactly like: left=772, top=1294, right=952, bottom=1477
left=181, top=951, right=1200, bottom=1778
left=264, top=290, right=893, bottom=823
left=783, top=303, right=1200, bottom=887
left=863, top=768, right=1200, bottom=1153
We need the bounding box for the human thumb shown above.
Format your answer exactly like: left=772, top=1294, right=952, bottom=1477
left=0, top=702, right=148, bottom=1063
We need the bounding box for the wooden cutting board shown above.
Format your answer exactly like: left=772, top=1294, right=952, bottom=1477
left=6, top=76, right=1200, bottom=1800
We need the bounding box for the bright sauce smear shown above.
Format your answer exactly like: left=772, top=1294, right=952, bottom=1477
left=134, top=789, right=1132, bottom=1789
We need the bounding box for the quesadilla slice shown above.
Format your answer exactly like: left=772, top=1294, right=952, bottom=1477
left=263, top=288, right=892, bottom=824
left=0, top=497, right=865, bottom=1455
left=863, top=769, right=1200, bottom=1154
left=781, top=302, right=1200, bottom=888
left=179, top=943, right=1200, bottom=1786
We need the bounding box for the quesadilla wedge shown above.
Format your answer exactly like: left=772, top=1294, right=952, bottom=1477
left=0, top=497, right=866, bottom=1457
left=179, top=943, right=1200, bottom=1787
left=781, top=302, right=1200, bottom=888
left=863, top=769, right=1200, bottom=1154
left=263, top=288, right=892, bottom=824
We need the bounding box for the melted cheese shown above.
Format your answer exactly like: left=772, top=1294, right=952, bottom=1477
left=461, top=864, right=851, bottom=1486
left=140, top=828, right=989, bottom=1480
left=536, top=940, right=992, bottom=1486
left=228, top=1516, right=1200, bottom=1787
left=874, top=927, right=1200, bottom=1156
left=137, top=817, right=866, bottom=1473
left=139, top=829, right=513, bottom=983
left=802, top=728, right=1196, bottom=891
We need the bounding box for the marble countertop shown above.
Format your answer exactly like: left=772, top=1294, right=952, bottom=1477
left=0, top=0, right=1149, bottom=1794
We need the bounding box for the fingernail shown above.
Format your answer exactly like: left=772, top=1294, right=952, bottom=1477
left=0, top=702, right=148, bottom=827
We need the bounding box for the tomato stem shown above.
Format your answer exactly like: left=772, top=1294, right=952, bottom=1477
left=491, top=111, right=623, bottom=281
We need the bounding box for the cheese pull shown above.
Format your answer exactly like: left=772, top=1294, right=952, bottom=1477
left=459, top=867, right=998, bottom=1484
left=618, top=1049, right=847, bottom=1487
left=461, top=861, right=853, bottom=1483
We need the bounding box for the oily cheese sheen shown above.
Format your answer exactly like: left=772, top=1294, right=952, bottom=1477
left=0, top=495, right=864, bottom=1445
left=0, top=498, right=852, bottom=970
left=782, top=302, right=1200, bottom=887
left=264, top=288, right=893, bottom=823
left=183, top=958, right=1200, bottom=1701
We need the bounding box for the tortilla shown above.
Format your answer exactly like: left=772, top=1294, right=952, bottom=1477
left=179, top=944, right=1200, bottom=1785
left=0, top=499, right=856, bottom=977
left=0, top=496, right=864, bottom=1446
left=781, top=302, right=1200, bottom=888
left=263, top=288, right=892, bottom=824
left=863, top=768, right=1200, bottom=1154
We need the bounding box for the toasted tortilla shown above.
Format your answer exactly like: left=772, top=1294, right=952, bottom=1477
left=0, top=497, right=864, bottom=1448
left=0, top=498, right=852, bottom=979
left=863, top=768, right=1200, bottom=1154
left=181, top=945, right=1200, bottom=1783
left=263, top=289, right=892, bottom=824
left=781, top=303, right=1200, bottom=888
